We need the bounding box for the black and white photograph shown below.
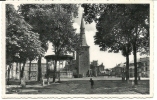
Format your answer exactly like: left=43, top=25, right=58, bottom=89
left=1, top=0, right=154, bottom=98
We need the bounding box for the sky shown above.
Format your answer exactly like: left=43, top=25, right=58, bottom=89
left=13, top=4, right=148, bottom=69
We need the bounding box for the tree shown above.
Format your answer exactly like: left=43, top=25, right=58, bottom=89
left=82, top=4, right=132, bottom=82
left=19, top=4, right=79, bottom=82
left=45, top=5, right=79, bottom=82
left=18, top=4, right=49, bottom=81
left=82, top=4, right=149, bottom=85
left=6, top=4, right=44, bottom=84
left=18, top=31, right=44, bottom=86
left=19, top=4, right=78, bottom=81
left=123, top=5, right=149, bottom=84
left=6, top=4, right=29, bottom=82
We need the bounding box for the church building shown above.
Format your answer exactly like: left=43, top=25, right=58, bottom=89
left=76, top=15, right=90, bottom=77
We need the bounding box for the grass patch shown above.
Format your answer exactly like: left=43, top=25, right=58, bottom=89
left=6, top=80, right=149, bottom=94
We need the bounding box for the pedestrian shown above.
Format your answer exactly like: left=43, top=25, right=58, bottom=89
left=89, top=78, right=94, bottom=89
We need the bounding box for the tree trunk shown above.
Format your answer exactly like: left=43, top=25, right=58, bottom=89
left=7, top=64, right=11, bottom=83
left=16, top=63, right=18, bottom=79
left=6, top=66, right=7, bottom=82
left=53, top=59, right=57, bottom=82
left=11, top=64, right=13, bottom=79
left=20, top=62, right=26, bottom=79
left=29, top=60, right=32, bottom=80
left=46, top=60, right=49, bottom=84
left=125, top=53, right=130, bottom=83
left=20, top=62, right=26, bottom=88
left=133, top=43, right=138, bottom=85
left=58, top=60, right=60, bottom=82
left=19, top=63, right=21, bottom=80
left=38, top=56, right=42, bottom=82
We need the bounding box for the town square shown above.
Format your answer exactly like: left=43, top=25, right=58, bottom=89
left=4, top=1, right=151, bottom=96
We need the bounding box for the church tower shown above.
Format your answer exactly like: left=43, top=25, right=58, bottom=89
left=76, top=15, right=90, bottom=77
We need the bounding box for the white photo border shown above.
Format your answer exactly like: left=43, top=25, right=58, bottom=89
left=1, top=0, right=154, bottom=98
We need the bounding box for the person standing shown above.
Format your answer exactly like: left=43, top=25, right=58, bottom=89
left=89, top=78, right=94, bottom=89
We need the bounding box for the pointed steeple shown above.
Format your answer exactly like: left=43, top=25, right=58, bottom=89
left=80, top=13, right=88, bottom=46
left=80, top=14, right=85, bottom=30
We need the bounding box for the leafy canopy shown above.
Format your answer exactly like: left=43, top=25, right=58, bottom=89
left=6, top=4, right=44, bottom=64
left=82, top=4, right=149, bottom=55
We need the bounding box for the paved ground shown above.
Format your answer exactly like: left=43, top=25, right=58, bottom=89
left=6, top=78, right=149, bottom=94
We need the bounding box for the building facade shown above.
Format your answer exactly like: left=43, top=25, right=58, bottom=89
left=110, top=57, right=150, bottom=78
left=88, top=61, right=105, bottom=77
left=97, top=63, right=105, bottom=75
left=6, top=59, right=75, bottom=81
left=6, top=62, right=41, bottom=81
left=111, top=63, right=125, bottom=77
left=76, top=15, right=90, bottom=77
left=89, top=60, right=98, bottom=77
left=129, top=57, right=149, bottom=77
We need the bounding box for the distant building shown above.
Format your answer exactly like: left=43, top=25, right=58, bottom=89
left=129, top=57, right=149, bottom=77
left=97, top=63, right=105, bottom=75
left=110, top=57, right=150, bottom=78
left=104, top=69, right=112, bottom=76
left=88, top=60, right=98, bottom=77
left=6, top=59, right=75, bottom=81
left=91, top=60, right=98, bottom=66
left=6, top=62, right=45, bottom=81
left=140, top=57, right=149, bottom=77
left=110, top=63, right=125, bottom=77
left=88, top=61, right=105, bottom=77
